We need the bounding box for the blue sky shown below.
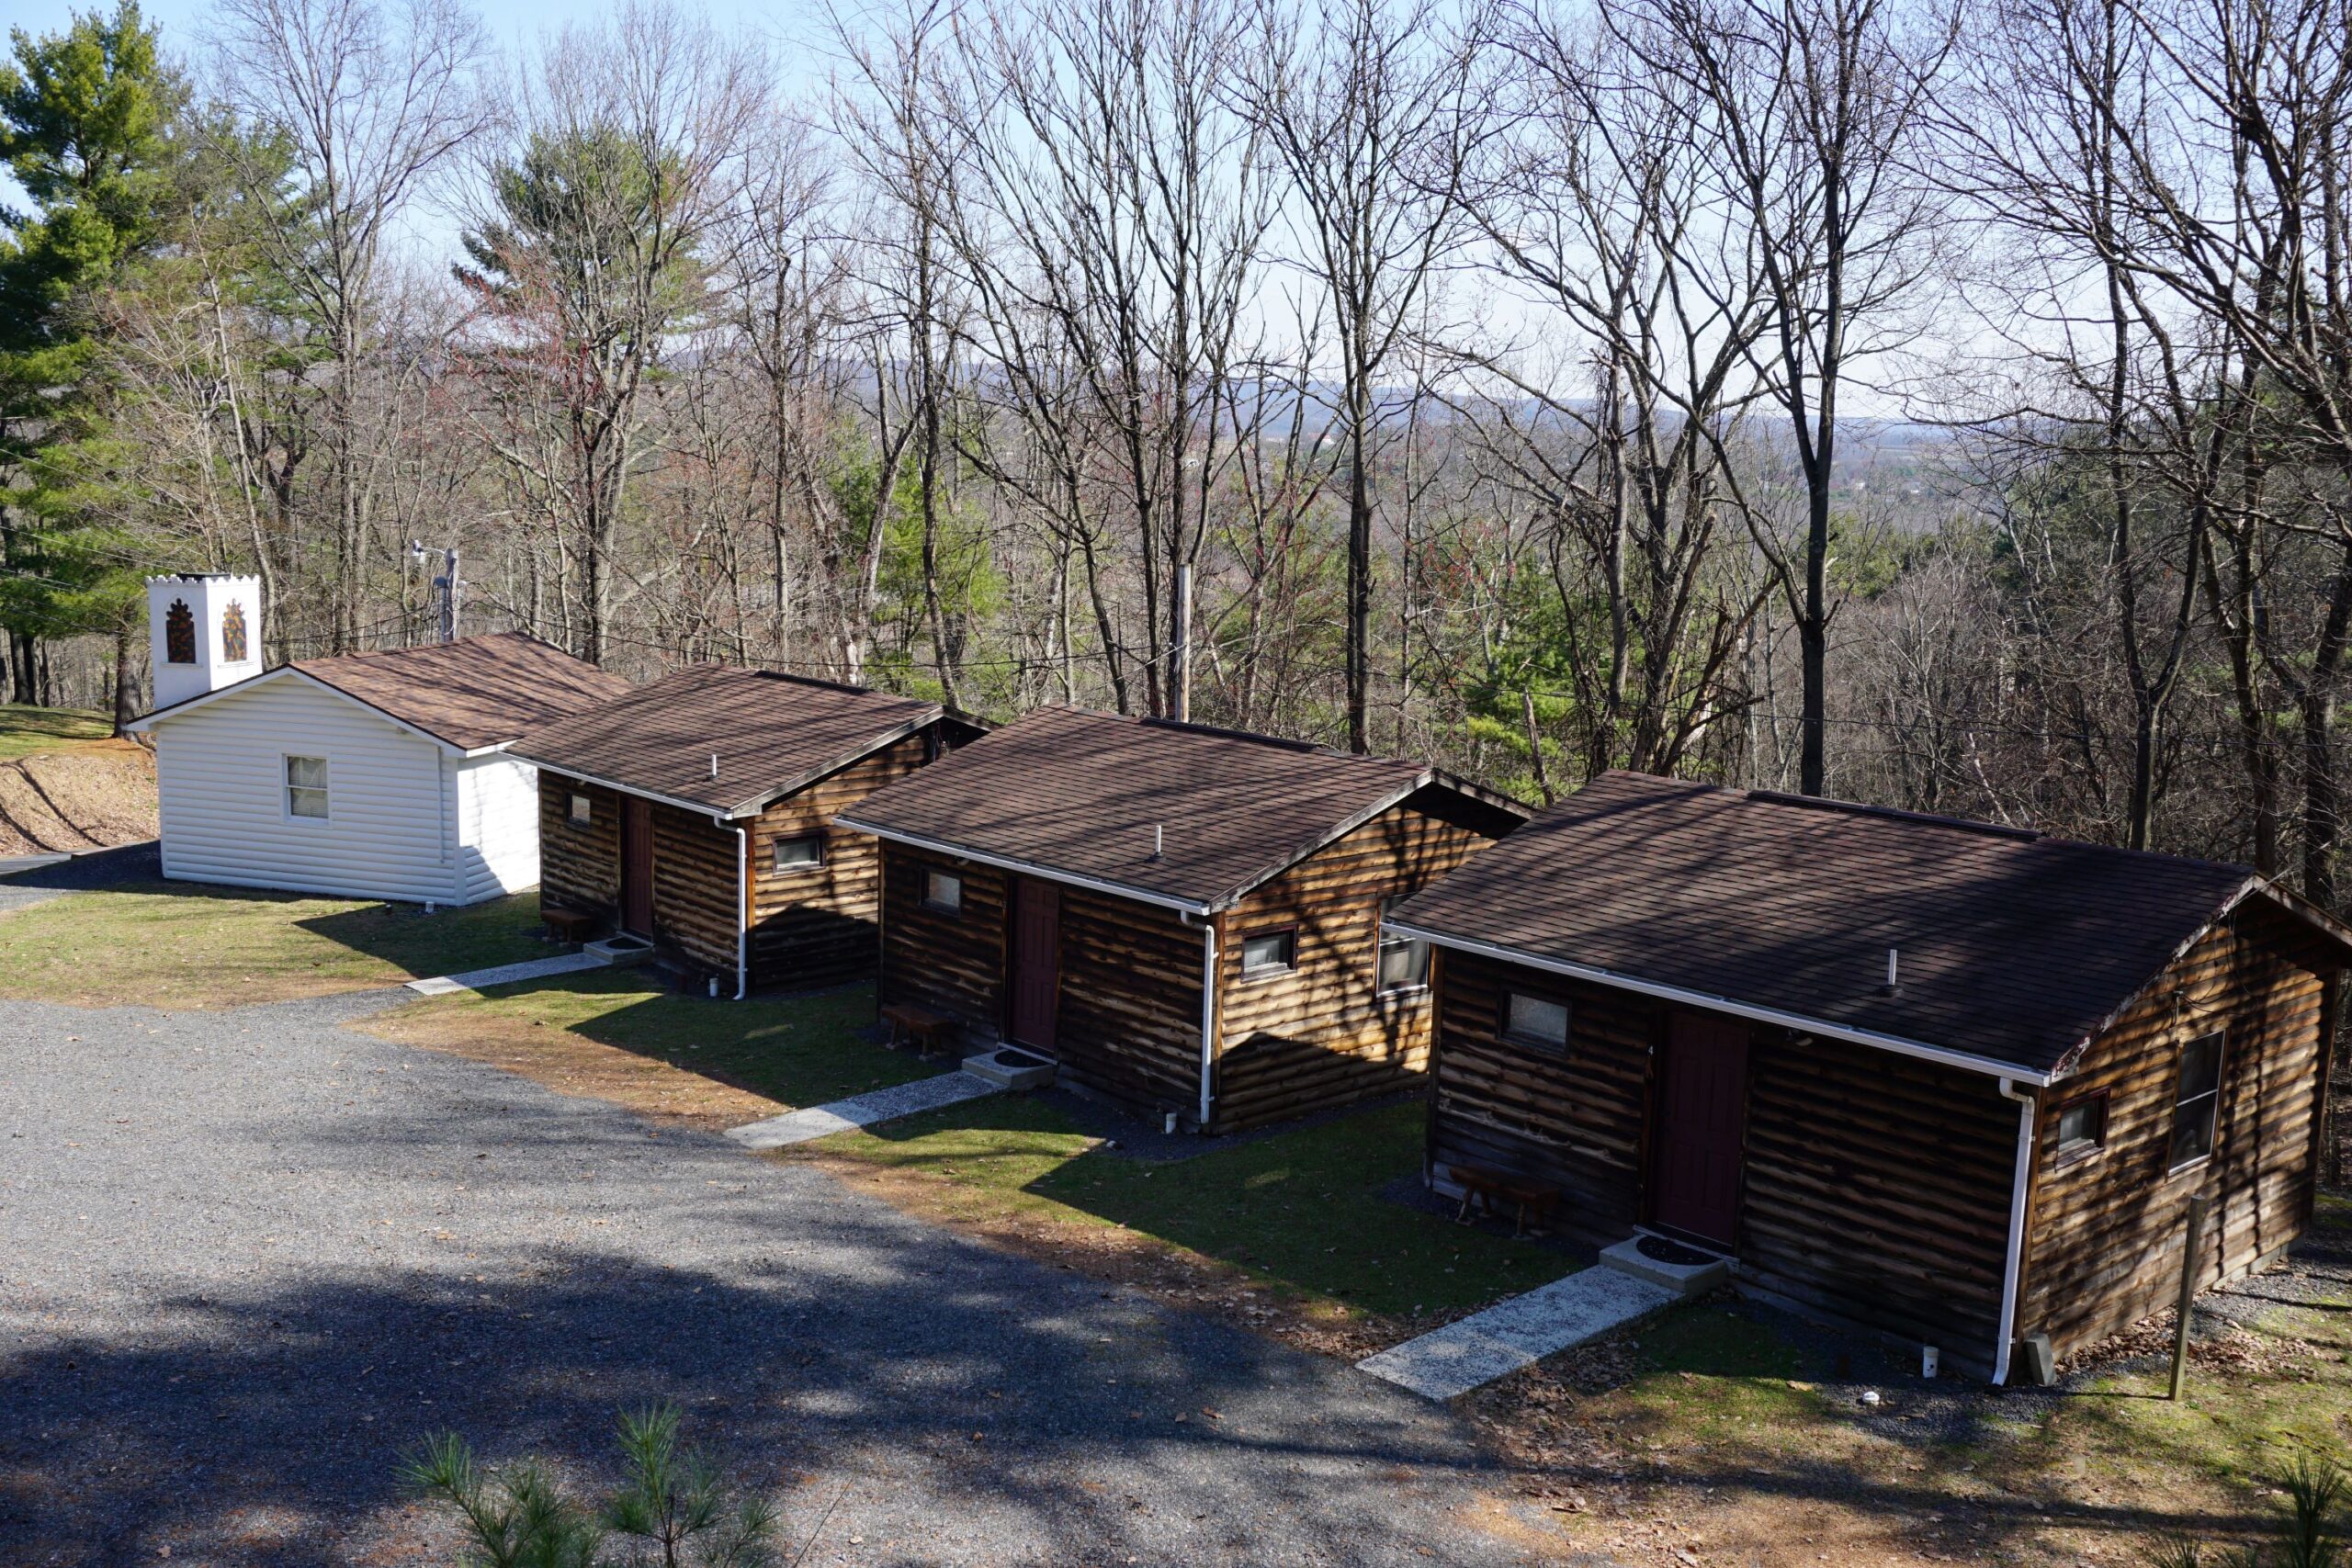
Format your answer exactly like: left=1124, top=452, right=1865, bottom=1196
left=6, top=0, right=833, bottom=51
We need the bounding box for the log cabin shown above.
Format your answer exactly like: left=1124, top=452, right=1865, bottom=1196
left=1385, top=770, right=2352, bottom=1382
left=512, top=667, right=984, bottom=994
left=833, top=705, right=1530, bottom=1131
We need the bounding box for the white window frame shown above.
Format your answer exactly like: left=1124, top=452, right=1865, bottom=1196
left=2167, top=1030, right=2226, bottom=1174
left=1502, top=990, right=1570, bottom=1055
left=771, top=834, right=824, bottom=874
left=922, top=868, right=964, bottom=915
left=284, top=754, right=330, bottom=821
left=1376, top=895, right=1430, bottom=994
left=1239, top=928, right=1297, bottom=978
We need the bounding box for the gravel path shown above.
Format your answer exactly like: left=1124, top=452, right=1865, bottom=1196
left=0, top=987, right=1558, bottom=1567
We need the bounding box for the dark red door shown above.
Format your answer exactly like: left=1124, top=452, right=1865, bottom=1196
left=1650, top=1010, right=1750, bottom=1247
left=621, top=797, right=655, bottom=936
left=1009, top=877, right=1060, bottom=1051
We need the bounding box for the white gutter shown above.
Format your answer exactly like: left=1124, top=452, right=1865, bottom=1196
left=1389, top=922, right=2061, bottom=1087
left=836, top=818, right=1212, bottom=916
left=728, top=818, right=749, bottom=1001
left=1993, top=1077, right=2037, bottom=1385
left=1183, top=912, right=1218, bottom=1128
left=514, top=756, right=743, bottom=821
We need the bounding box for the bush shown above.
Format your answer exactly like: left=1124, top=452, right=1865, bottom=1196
left=2145, top=1455, right=2345, bottom=1568
left=402, top=1402, right=828, bottom=1568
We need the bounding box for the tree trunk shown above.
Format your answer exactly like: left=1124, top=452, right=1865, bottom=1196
left=112, top=618, right=137, bottom=735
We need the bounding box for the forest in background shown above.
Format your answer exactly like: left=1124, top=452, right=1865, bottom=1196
left=3, top=0, right=2348, bottom=908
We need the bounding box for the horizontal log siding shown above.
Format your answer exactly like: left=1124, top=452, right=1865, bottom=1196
left=745, top=733, right=931, bottom=989
left=1054, top=886, right=1204, bottom=1115
left=877, top=844, right=1007, bottom=1040
left=1426, top=951, right=1657, bottom=1247
left=2020, top=907, right=2338, bottom=1359
left=1737, top=1036, right=2017, bottom=1376
left=1429, top=950, right=2018, bottom=1367
left=1212, top=806, right=1496, bottom=1131
left=650, top=800, right=741, bottom=979
left=538, top=772, right=622, bottom=925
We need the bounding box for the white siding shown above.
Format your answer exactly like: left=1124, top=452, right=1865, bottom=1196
left=454, top=753, right=540, bottom=902
left=152, top=680, right=466, bottom=904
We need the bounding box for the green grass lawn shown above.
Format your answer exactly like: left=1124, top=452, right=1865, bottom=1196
left=804, top=1093, right=1576, bottom=1320
left=377, top=970, right=1570, bottom=1324
left=0, top=885, right=550, bottom=1008
left=0, top=703, right=112, bottom=760
left=379, top=970, right=940, bottom=1111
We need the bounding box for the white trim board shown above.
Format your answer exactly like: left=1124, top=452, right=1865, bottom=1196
left=1389, top=922, right=2060, bottom=1086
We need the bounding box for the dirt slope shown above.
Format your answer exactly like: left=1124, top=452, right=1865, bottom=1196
left=0, top=740, right=159, bottom=855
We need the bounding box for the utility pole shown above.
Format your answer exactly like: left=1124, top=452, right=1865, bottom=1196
left=411, top=540, right=461, bottom=644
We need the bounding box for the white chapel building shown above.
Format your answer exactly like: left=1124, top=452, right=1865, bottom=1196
left=127, top=574, right=630, bottom=905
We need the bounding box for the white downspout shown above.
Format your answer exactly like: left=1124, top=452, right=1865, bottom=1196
left=1993, top=1077, right=2037, bottom=1384
left=729, top=820, right=749, bottom=1001
left=1184, top=912, right=1217, bottom=1130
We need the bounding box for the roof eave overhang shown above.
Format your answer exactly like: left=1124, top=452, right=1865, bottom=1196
left=512, top=754, right=740, bottom=818
left=517, top=710, right=944, bottom=823
left=834, top=817, right=1213, bottom=916
left=1389, top=920, right=2060, bottom=1087
left=1205, top=773, right=1434, bottom=913
left=128, top=666, right=467, bottom=756
left=718, top=711, right=943, bottom=819
left=2050, top=873, right=2352, bottom=1076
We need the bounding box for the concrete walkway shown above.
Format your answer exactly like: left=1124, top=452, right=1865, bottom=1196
left=726, top=1067, right=1002, bottom=1149
left=404, top=951, right=610, bottom=995
left=1358, top=1266, right=1679, bottom=1400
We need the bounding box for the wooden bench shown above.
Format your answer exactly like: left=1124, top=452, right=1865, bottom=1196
left=880, top=1002, right=955, bottom=1059
left=543, top=908, right=597, bottom=944
left=1451, top=1164, right=1564, bottom=1238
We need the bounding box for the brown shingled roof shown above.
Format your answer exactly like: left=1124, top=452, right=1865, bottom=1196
left=513, top=665, right=963, bottom=818
left=281, top=633, right=631, bottom=750
left=836, top=705, right=1528, bottom=911
left=1383, top=770, right=2330, bottom=1077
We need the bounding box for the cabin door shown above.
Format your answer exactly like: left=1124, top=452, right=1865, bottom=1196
left=1649, top=1010, right=1750, bottom=1248
left=1009, top=877, right=1061, bottom=1052
left=621, top=797, right=655, bottom=937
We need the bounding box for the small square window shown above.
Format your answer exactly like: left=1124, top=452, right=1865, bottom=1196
left=772, top=835, right=823, bottom=873
left=2055, top=1094, right=2107, bottom=1163
left=285, top=755, right=329, bottom=819
left=2169, top=1031, right=2225, bottom=1169
left=922, top=869, right=963, bottom=914
left=1377, top=895, right=1430, bottom=992
left=1503, top=991, right=1569, bottom=1054
left=569, top=793, right=593, bottom=828
left=1241, top=930, right=1296, bottom=976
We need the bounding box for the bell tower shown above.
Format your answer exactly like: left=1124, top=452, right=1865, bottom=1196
left=148, top=573, right=263, bottom=708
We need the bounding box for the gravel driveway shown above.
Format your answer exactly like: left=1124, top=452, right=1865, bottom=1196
left=0, top=987, right=1557, bottom=1567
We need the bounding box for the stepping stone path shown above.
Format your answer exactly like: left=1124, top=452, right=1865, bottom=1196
left=403, top=951, right=610, bottom=995
left=725, top=1069, right=1003, bottom=1150
left=1357, top=1266, right=1679, bottom=1400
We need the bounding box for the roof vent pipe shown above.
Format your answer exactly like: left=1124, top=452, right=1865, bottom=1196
left=709, top=753, right=719, bottom=780
left=1151, top=823, right=1164, bottom=861
left=1882, top=947, right=1901, bottom=997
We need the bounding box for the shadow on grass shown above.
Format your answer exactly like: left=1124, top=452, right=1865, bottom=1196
left=293, top=891, right=550, bottom=978
left=396, top=972, right=941, bottom=1112
left=832, top=1093, right=1582, bottom=1321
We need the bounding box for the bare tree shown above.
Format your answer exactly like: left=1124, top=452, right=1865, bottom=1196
left=210, top=0, right=490, bottom=652
left=454, top=0, right=764, bottom=665
left=1456, top=0, right=1772, bottom=779
left=1245, top=0, right=1485, bottom=750
left=1620, top=0, right=1953, bottom=795
left=942, top=0, right=1274, bottom=718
